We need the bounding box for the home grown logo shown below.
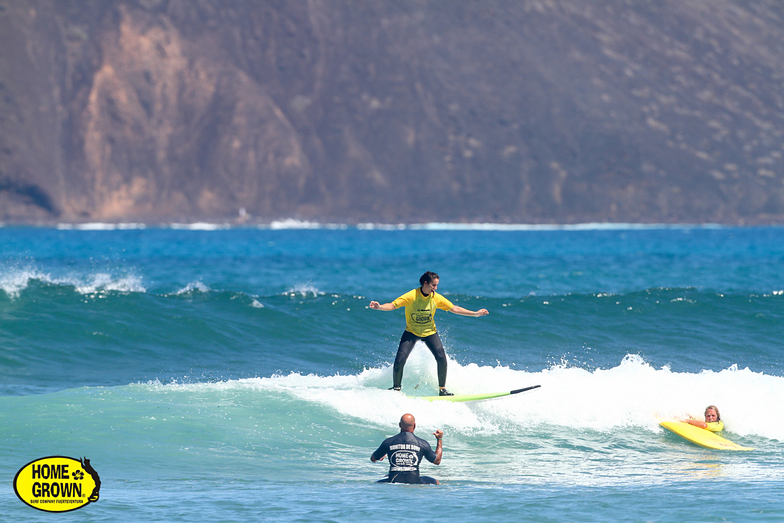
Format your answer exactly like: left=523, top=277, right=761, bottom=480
left=14, top=456, right=101, bottom=513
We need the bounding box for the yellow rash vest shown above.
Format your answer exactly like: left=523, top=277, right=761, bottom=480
left=392, top=288, right=454, bottom=337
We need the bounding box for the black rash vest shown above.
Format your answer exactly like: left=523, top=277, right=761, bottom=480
left=372, top=431, right=438, bottom=484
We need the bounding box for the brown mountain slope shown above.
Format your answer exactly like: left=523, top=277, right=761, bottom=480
left=1, top=0, right=783, bottom=224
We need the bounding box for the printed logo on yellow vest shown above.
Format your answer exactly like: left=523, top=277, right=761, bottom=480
left=13, top=456, right=101, bottom=513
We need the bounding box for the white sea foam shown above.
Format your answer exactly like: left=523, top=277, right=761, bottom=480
left=175, top=281, right=210, bottom=295
left=285, top=284, right=322, bottom=297
left=269, top=221, right=725, bottom=231
left=67, top=273, right=147, bottom=294
left=270, top=219, right=323, bottom=229
left=0, top=268, right=48, bottom=298
left=50, top=220, right=728, bottom=231
left=57, top=222, right=147, bottom=230
left=169, top=223, right=231, bottom=230
left=406, top=222, right=725, bottom=231
left=142, top=350, right=783, bottom=443
left=267, top=219, right=349, bottom=230
left=0, top=268, right=147, bottom=297
left=356, top=223, right=408, bottom=230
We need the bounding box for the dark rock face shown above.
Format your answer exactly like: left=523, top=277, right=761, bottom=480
left=1, top=0, right=783, bottom=224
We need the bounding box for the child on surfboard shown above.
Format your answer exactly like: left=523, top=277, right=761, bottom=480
left=683, top=405, right=724, bottom=432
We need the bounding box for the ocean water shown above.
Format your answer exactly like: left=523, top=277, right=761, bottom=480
left=1, top=223, right=783, bottom=522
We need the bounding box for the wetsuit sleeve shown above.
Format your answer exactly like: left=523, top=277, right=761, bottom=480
left=706, top=421, right=724, bottom=432
left=420, top=439, right=438, bottom=463
left=372, top=440, right=389, bottom=461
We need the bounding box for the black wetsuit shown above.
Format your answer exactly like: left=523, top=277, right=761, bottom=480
left=393, top=331, right=448, bottom=389
left=372, top=431, right=439, bottom=484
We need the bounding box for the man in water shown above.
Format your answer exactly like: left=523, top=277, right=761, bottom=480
left=685, top=405, right=724, bottom=432
left=371, top=413, right=443, bottom=484
left=369, top=271, right=489, bottom=396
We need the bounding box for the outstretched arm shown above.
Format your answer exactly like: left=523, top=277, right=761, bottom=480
left=369, top=301, right=396, bottom=311
left=686, top=418, right=708, bottom=429
left=449, top=305, right=489, bottom=317
left=432, top=430, right=444, bottom=465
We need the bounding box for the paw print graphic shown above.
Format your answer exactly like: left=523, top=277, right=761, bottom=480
left=72, top=470, right=84, bottom=480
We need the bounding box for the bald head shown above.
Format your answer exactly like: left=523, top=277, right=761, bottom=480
left=399, top=413, right=416, bottom=432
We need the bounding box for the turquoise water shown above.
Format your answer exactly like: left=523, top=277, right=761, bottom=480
left=1, top=224, right=783, bottom=522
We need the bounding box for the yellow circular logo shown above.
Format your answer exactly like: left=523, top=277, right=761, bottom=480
left=13, top=456, right=100, bottom=513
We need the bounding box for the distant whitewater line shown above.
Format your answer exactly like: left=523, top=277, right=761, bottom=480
left=37, top=220, right=736, bottom=231
left=0, top=267, right=333, bottom=301
left=0, top=269, right=147, bottom=298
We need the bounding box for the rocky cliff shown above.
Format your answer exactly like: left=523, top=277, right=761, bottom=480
left=1, top=0, right=783, bottom=224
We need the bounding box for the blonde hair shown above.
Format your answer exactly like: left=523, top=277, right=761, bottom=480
left=705, top=405, right=721, bottom=421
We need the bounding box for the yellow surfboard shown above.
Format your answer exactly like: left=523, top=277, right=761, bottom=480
left=660, top=421, right=754, bottom=451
